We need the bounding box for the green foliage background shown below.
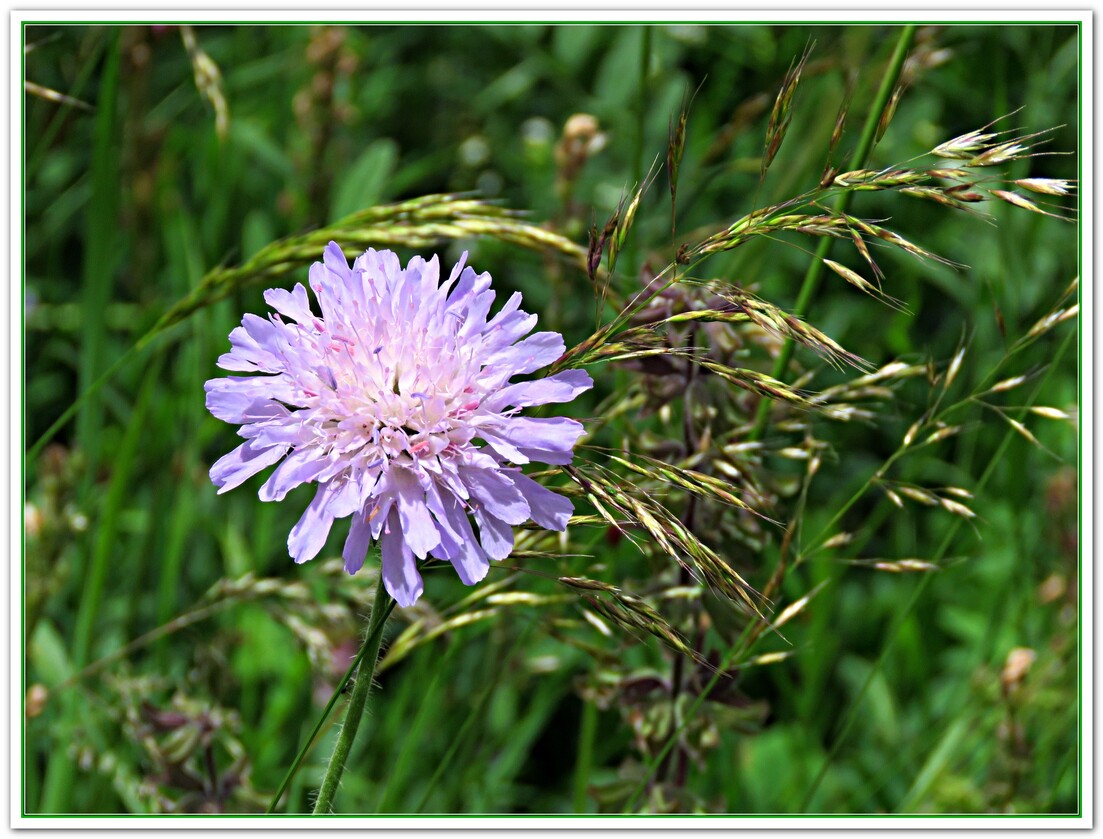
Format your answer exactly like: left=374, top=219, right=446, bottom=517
left=23, top=23, right=1079, bottom=816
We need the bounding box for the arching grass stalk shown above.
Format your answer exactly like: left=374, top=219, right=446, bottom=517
left=311, top=580, right=394, bottom=815
left=749, top=24, right=917, bottom=442
left=798, top=325, right=1076, bottom=811
left=623, top=323, right=1074, bottom=814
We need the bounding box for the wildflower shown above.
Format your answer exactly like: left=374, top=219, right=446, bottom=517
left=205, top=244, right=592, bottom=606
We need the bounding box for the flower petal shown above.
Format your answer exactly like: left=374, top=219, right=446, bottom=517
left=342, top=508, right=373, bottom=575
left=380, top=508, right=424, bottom=606
left=210, top=440, right=288, bottom=494
left=258, top=445, right=328, bottom=502
left=423, top=480, right=461, bottom=561
left=216, top=316, right=288, bottom=373
left=516, top=445, right=576, bottom=466
left=460, top=466, right=530, bottom=525
left=368, top=496, right=395, bottom=541
left=445, top=266, right=491, bottom=315
left=263, top=283, right=314, bottom=324
left=482, top=369, right=593, bottom=412
left=322, top=241, right=352, bottom=281
left=472, top=507, right=514, bottom=560
left=485, top=416, right=585, bottom=457
left=392, top=469, right=440, bottom=559
left=457, top=289, right=496, bottom=341
left=204, top=380, right=288, bottom=425
left=435, top=492, right=491, bottom=585
left=510, top=472, right=574, bottom=531
left=288, top=483, right=337, bottom=564
left=205, top=373, right=303, bottom=410
left=482, top=331, right=565, bottom=377
left=474, top=428, right=529, bottom=464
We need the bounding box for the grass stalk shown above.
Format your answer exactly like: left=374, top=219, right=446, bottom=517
left=749, top=24, right=917, bottom=441
left=573, top=698, right=598, bottom=813
left=74, top=30, right=121, bottom=479
left=797, top=325, right=1075, bottom=810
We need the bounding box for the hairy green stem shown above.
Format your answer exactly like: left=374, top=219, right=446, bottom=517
left=266, top=578, right=396, bottom=814
left=312, top=581, right=393, bottom=815
left=749, top=24, right=917, bottom=442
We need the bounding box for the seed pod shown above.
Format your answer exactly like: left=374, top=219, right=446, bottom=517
left=761, top=43, right=813, bottom=175
left=875, top=82, right=906, bottom=144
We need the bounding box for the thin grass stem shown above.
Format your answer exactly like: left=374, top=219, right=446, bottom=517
left=412, top=629, right=528, bottom=813
left=798, top=324, right=1075, bottom=810
left=573, top=698, right=599, bottom=813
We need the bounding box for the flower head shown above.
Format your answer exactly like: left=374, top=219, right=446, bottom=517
left=205, top=244, right=592, bottom=606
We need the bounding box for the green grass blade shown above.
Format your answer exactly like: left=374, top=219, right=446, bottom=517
left=73, top=30, right=121, bottom=478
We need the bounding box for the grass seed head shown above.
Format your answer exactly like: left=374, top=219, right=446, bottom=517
left=875, top=83, right=906, bottom=143
left=1014, top=177, right=1073, bottom=196
left=932, top=129, right=997, bottom=159
left=991, top=189, right=1070, bottom=220
left=1030, top=406, right=1071, bottom=421
left=873, top=559, right=939, bottom=573
left=761, top=43, right=813, bottom=175
left=940, top=498, right=976, bottom=519
left=898, top=485, right=938, bottom=506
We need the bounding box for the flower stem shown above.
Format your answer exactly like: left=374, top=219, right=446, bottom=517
left=312, top=580, right=394, bottom=815
left=749, top=24, right=917, bottom=442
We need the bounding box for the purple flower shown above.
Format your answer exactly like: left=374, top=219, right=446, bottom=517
left=205, top=244, right=592, bottom=607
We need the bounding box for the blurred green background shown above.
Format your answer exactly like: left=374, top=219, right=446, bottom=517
left=23, top=23, right=1078, bottom=815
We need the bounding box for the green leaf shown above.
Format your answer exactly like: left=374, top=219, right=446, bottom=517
left=329, top=139, right=399, bottom=223
left=230, top=118, right=294, bottom=179
left=29, top=619, right=73, bottom=688
left=242, top=209, right=277, bottom=261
